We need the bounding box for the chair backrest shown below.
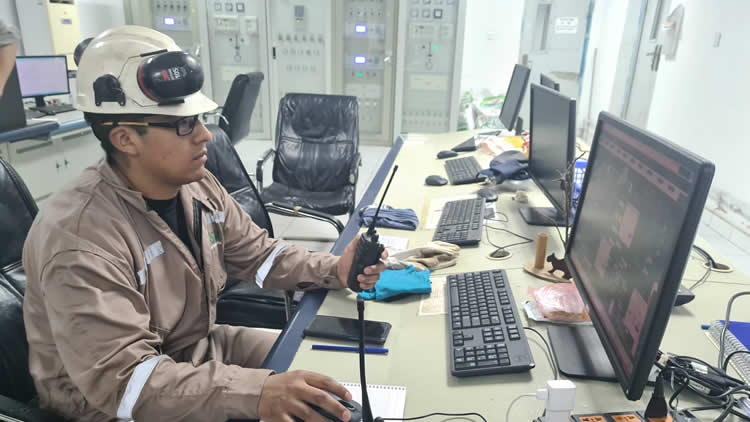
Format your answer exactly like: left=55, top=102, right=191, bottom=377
left=0, top=158, right=38, bottom=402
left=273, top=93, right=359, bottom=192
left=219, top=72, right=264, bottom=145
left=204, top=125, right=274, bottom=237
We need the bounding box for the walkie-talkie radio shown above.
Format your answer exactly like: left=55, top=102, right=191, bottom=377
left=346, top=165, right=399, bottom=292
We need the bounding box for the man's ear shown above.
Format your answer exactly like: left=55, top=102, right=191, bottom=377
left=109, top=126, right=141, bottom=159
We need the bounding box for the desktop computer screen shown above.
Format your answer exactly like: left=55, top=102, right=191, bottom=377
left=498, top=64, right=530, bottom=132
left=540, top=73, right=560, bottom=92
left=521, top=83, right=576, bottom=227
left=16, top=56, right=69, bottom=106
left=558, top=112, right=714, bottom=400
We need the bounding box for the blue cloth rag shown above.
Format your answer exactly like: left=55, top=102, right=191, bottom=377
left=359, top=205, right=419, bottom=231
left=478, top=150, right=530, bottom=183
left=359, top=265, right=431, bottom=302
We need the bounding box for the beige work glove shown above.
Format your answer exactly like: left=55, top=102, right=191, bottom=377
left=386, top=241, right=461, bottom=271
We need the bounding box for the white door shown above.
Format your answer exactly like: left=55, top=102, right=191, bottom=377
left=518, top=0, right=592, bottom=125
left=622, top=0, right=670, bottom=127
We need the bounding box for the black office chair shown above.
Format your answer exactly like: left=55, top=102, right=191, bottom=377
left=213, top=72, right=265, bottom=145
left=0, top=158, right=62, bottom=421
left=257, top=94, right=361, bottom=226
left=205, top=79, right=343, bottom=327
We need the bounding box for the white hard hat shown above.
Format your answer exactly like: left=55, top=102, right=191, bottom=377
left=74, top=25, right=217, bottom=116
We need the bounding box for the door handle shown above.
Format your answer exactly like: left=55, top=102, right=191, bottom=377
left=654, top=44, right=663, bottom=71
left=647, top=45, right=660, bottom=71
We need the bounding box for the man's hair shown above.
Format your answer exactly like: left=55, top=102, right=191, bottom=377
left=83, top=112, right=150, bottom=163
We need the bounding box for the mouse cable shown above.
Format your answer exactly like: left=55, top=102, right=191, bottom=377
left=374, top=411, right=487, bottom=422
left=523, top=327, right=559, bottom=380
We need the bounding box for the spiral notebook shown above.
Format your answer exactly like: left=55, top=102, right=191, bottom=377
left=706, top=320, right=750, bottom=383
left=341, top=383, right=407, bottom=419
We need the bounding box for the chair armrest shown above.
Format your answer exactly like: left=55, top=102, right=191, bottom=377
left=0, top=395, right=63, bottom=422
left=349, top=152, right=361, bottom=185
left=256, top=148, right=275, bottom=192
left=266, top=202, right=345, bottom=234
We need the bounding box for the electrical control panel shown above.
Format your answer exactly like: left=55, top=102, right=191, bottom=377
left=206, top=0, right=270, bottom=137
left=395, top=0, right=465, bottom=134
left=268, top=0, right=332, bottom=107
left=337, top=0, right=396, bottom=144
left=150, top=0, right=198, bottom=50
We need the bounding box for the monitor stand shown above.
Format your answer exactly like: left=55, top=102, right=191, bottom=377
left=547, top=325, right=617, bottom=381
left=519, top=206, right=567, bottom=227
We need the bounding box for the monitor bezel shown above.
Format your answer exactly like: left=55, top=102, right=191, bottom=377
left=540, top=73, right=560, bottom=92
left=15, top=55, right=71, bottom=98
left=499, top=64, right=531, bottom=131
left=528, top=83, right=576, bottom=216
left=564, top=111, right=715, bottom=400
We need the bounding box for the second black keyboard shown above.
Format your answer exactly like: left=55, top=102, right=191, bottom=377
left=448, top=269, right=535, bottom=377
left=432, top=198, right=484, bottom=246
left=445, top=156, right=485, bottom=185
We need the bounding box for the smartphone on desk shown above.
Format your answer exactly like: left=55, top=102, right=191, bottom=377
left=303, top=315, right=392, bottom=345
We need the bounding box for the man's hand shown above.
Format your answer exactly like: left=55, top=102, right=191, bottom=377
left=258, top=370, right=353, bottom=422
left=336, top=234, right=388, bottom=290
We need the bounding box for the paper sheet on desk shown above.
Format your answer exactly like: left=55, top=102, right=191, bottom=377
left=379, top=235, right=409, bottom=255
left=419, top=276, right=446, bottom=316
left=341, top=383, right=406, bottom=419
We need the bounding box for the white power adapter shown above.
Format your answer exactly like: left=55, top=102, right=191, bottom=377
left=535, top=380, right=576, bottom=422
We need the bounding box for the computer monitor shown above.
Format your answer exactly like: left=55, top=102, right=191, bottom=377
left=498, top=64, right=531, bottom=131
left=549, top=112, right=714, bottom=401
left=540, top=73, right=560, bottom=92
left=520, top=83, right=576, bottom=227
left=16, top=56, right=70, bottom=108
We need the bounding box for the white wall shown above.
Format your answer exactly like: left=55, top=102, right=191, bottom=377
left=577, top=0, right=631, bottom=140
left=647, top=0, right=749, bottom=200
left=460, top=0, right=524, bottom=97
left=76, top=0, right=126, bottom=39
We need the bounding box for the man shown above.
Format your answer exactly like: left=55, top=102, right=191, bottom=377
left=0, top=19, right=20, bottom=97
left=23, top=26, right=386, bottom=422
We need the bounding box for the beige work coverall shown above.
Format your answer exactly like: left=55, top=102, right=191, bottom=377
left=23, top=160, right=342, bottom=421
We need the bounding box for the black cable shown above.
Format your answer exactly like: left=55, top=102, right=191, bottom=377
left=523, top=327, right=559, bottom=380
left=483, top=222, right=534, bottom=251
left=357, top=298, right=374, bottom=422
left=375, top=412, right=487, bottom=422
left=724, top=351, right=750, bottom=372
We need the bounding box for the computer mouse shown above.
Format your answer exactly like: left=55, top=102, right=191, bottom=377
left=436, top=150, right=458, bottom=159
left=425, top=175, right=448, bottom=186
left=477, top=188, right=498, bottom=202
left=294, top=398, right=363, bottom=422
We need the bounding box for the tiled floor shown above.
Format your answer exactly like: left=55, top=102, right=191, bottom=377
left=234, top=139, right=392, bottom=253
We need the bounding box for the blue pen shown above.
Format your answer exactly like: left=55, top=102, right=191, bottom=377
left=311, top=344, right=389, bottom=355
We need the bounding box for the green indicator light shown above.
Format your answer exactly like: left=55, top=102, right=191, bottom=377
left=433, top=45, right=438, bottom=51
left=358, top=72, right=363, bottom=77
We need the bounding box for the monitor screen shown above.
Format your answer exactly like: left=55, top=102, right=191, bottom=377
left=499, top=64, right=530, bottom=131
left=16, top=56, right=70, bottom=98
left=540, top=73, right=560, bottom=92
left=528, top=83, right=576, bottom=215
left=566, top=112, right=714, bottom=400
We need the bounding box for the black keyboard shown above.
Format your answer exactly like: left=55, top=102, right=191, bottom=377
left=32, top=104, right=75, bottom=115
left=445, top=156, right=485, bottom=185
left=448, top=269, right=535, bottom=377
left=432, top=198, right=484, bottom=246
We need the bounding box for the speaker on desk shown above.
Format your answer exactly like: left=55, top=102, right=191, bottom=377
left=0, top=67, right=26, bottom=132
